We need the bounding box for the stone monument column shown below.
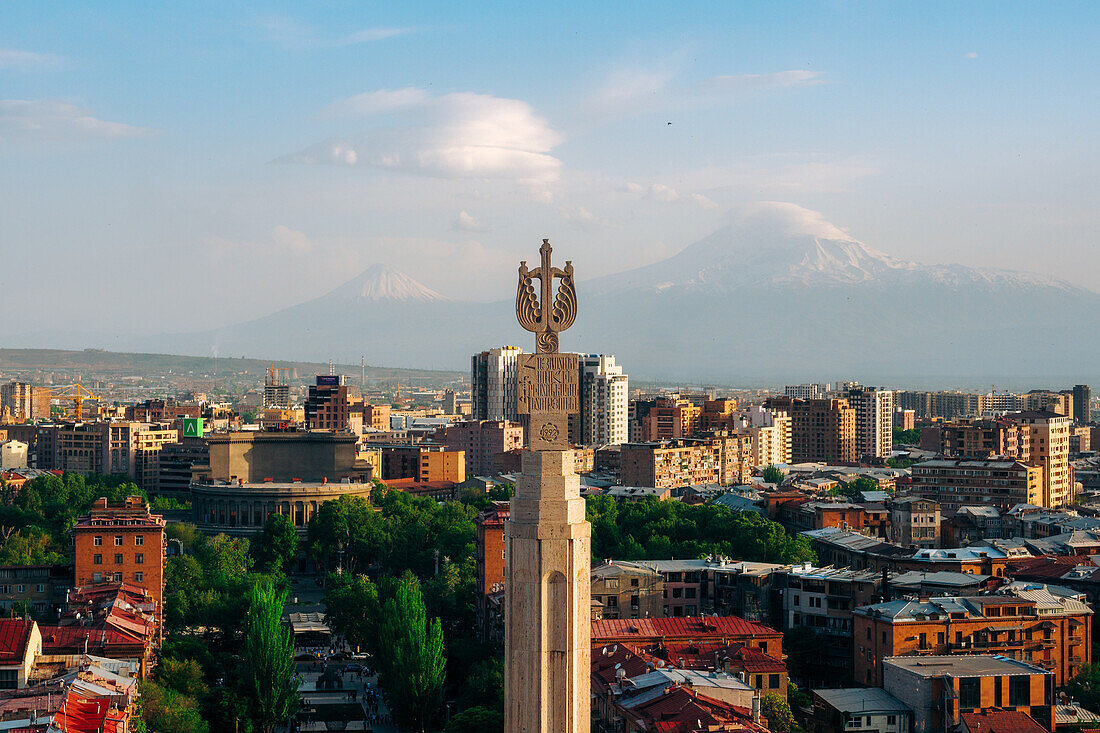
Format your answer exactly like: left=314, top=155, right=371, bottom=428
left=505, top=240, right=592, bottom=733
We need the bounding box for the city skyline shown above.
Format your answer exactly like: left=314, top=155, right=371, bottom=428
left=2, top=2, right=1099, bottom=338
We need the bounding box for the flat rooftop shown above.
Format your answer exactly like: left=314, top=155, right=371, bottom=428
left=815, top=688, right=911, bottom=714
left=884, top=655, right=1048, bottom=677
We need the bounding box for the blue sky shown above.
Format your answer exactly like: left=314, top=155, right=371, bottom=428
left=2, top=2, right=1098, bottom=333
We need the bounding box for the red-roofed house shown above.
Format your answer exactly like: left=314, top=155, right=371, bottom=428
left=619, top=685, right=770, bottom=733
left=0, top=619, right=40, bottom=689
left=591, top=616, right=784, bottom=662
left=959, top=708, right=1048, bottom=733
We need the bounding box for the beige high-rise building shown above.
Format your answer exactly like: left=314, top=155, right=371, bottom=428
left=505, top=449, right=590, bottom=733
left=766, top=397, right=856, bottom=464
left=1009, top=410, right=1072, bottom=507
left=1, top=382, right=50, bottom=422
left=741, top=405, right=792, bottom=468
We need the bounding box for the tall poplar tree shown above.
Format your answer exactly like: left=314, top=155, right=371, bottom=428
left=245, top=579, right=299, bottom=733
left=380, top=571, right=447, bottom=732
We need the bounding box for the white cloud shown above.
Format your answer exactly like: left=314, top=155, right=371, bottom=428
left=618, top=181, right=717, bottom=208
left=283, top=90, right=564, bottom=183
left=736, top=201, right=855, bottom=242
left=965, top=52, right=979, bottom=59
left=0, top=47, right=62, bottom=70
left=453, top=210, right=484, bottom=231
left=255, top=15, right=415, bottom=49
left=272, top=225, right=313, bottom=252
left=582, top=66, right=823, bottom=120
left=0, top=99, right=150, bottom=142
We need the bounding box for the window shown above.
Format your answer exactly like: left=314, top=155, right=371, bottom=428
left=1009, top=676, right=1030, bottom=706
left=36, top=584, right=44, bottom=593
left=135, top=553, right=144, bottom=565
left=794, top=595, right=800, bottom=606
left=631, top=579, right=639, bottom=587
left=760, top=642, right=768, bottom=654
left=94, top=554, right=103, bottom=565
left=887, top=716, right=896, bottom=725
left=769, top=674, right=780, bottom=688
left=958, top=678, right=980, bottom=710
left=94, top=536, right=103, bottom=546
left=113, top=572, right=122, bottom=582
left=114, top=536, right=123, bottom=546
left=16, top=585, right=23, bottom=594
left=0, top=669, right=16, bottom=690
left=135, top=572, right=144, bottom=582
left=93, top=572, right=103, bottom=582
left=114, top=554, right=123, bottom=564
left=135, top=535, right=144, bottom=546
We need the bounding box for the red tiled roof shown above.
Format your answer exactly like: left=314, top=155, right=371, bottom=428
left=53, top=690, right=110, bottom=733
left=622, top=686, right=769, bottom=733
left=1006, top=555, right=1097, bottom=579
left=960, top=709, right=1047, bottom=733
left=592, top=615, right=780, bottom=642
left=39, top=625, right=147, bottom=653
left=0, top=619, right=33, bottom=665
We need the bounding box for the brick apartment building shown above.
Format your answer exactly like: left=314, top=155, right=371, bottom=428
left=444, top=420, right=524, bottom=476
left=620, top=432, right=753, bottom=489
left=474, top=502, right=508, bottom=643
left=766, top=397, right=856, bottom=463
left=911, top=459, right=1043, bottom=511
left=72, top=497, right=166, bottom=613
left=853, top=583, right=1091, bottom=687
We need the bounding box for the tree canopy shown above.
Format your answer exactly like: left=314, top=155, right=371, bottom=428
left=585, top=495, right=816, bottom=564
left=245, top=579, right=299, bottom=733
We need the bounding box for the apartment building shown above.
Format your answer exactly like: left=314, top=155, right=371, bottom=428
left=939, top=418, right=1030, bottom=459
left=620, top=432, right=752, bottom=489
left=766, top=397, right=856, bottom=464
left=444, top=420, right=524, bottom=476
left=638, top=398, right=702, bottom=441
left=911, top=459, right=1043, bottom=511
left=882, top=655, right=1054, bottom=733
left=474, top=502, right=508, bottom=643
left=0, top=382, right=50, bottom=422
left=575, top=354, right=628, bottom=446
left=1073, top=384, right=1091, bottom=424
left=785, top=383, right=829, bottom=400
left=887, top=496, right=941, bottom=549
left=853, top=583, right=1091, bottom=688
left=470, top=346, right=523, bottom=422
left=847, top=387, right=894, bottom=459
left=35, top=421, right=179, bottom=491
left=739, top=405, right=792, bottom=468
left=590, top=561, right=664, bottom=620
left=73, top=497, right=166, bottom=613
left=304, top=374, right=355, bottom=431
left=1011, top=410, right=1073, bottom=508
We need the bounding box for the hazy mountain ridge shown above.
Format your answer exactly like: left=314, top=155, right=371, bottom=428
left=11, top=203, right=1099, bottom=385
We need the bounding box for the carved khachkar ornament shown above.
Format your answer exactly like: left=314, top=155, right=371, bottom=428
left=516, top=239, right=579, bottom=450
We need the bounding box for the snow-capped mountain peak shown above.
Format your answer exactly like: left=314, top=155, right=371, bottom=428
left=326, top=264, right=449, bottom=302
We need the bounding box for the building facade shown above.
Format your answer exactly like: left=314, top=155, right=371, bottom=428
left=767, top=397, right=856, bottom=464
left=444, top=420, right=525, bottom=476
left=847, top=387, right=894, bottom=460
left=471, top=346, right=523, bottom=422
left=575, top=354, right=628, bottom=446
left=73, top=497, right=166, bottom=613
left=887, top=497, right=941, bottom=548
left=911, top=459, right=1043, bottom=511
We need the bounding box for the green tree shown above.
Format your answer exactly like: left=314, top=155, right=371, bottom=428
left=458, top=658, right=504, bottom=713
left=761, top=465, right=785, bottom=485
left=380, top=572, right=447, bottom=732
left=893, top=427, right=921, bottom=445
left=762, top=692, right=800, bottom=733
left=1068, top=664, right=1100, bottom=713
left=165, top=522, right=202, bottom=551
left=252, top=513, right=300, bottom=573
left=834, top=476, right=879, bottom=501
left=445, top=706, right=504, bottom=733
left=135, top=680, right=209, bottom=733
left=244, top=579, right=299, bottom=733
left=155, top=657, right=208, bottom=699
left=323, top=573, right=380, bottom=656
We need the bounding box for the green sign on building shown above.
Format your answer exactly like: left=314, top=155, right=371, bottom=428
left=183, top=417, right=204, bottom=438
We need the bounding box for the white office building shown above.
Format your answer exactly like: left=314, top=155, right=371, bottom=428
left=577, top=354, right=628, bottom=446
left=847, top=387, right=894, bottom=459
left=471, top=346, right=524, bottom=422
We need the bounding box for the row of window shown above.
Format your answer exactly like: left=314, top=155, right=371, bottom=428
left=93, top=553, right=145, bottom=565
left=93, top=535, right=145, bottom=546
left=92, top=571, right=144, bottom=583
left=0, top=584, right=46, bottom=594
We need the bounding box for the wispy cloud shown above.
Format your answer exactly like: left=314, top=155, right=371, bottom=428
left=255, top=15, right=415, bottom=49
left=965, top=51, right=979, bottom=59
left=619, top=181, right=718, bottom=208
left=582, top=65, right=823, bottom=121
left=0, top=100, right=151, bottom=142
left=0, top=47, right=63, bottom=70
left=281, top=89, right=563, bottom=183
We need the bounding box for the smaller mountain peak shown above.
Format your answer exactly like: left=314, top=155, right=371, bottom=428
left=330, top=263, right=449, bottom=302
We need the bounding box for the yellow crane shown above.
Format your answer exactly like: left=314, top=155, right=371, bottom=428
left=48, top=382, right=101, bottom=421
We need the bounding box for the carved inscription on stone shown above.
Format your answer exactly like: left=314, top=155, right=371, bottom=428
left=517, top=353, right=579, bottom=415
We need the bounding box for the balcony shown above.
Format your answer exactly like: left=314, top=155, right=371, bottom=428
left=1037, top=659, right=1057, bottom=669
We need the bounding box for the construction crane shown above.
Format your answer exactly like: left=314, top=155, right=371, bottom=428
left=266, top=364, right=296, bottom=386
left=48, top=382, right=101, bottom=421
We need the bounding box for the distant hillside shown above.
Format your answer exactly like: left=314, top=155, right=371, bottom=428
left=0, top=348, right=463, bottom=384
